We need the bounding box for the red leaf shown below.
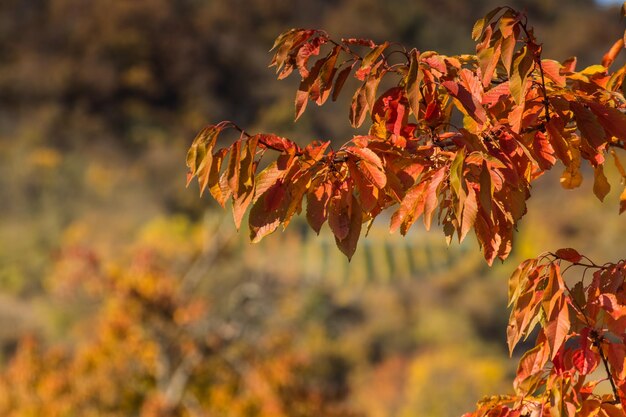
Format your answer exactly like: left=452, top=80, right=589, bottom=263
left=442, top=79, right=487, bottom=124
left=334, top=194, right=363, bottom=261
left=350, top=84, right=368, bottom=128
left=570, top=101, right=606, bottom=152
left=586, top=101, right=626, bottom=141
left=347, top=147, right=387, bottom=189
left=545, top=117, right=572, bottom=166
left=608, top=342, right=626, bottom=380
left=265, top=180, right=287, bottom=213
left=347, top=159, right=379, bottom=212
left=258, top=134, right=300, bottom=154
left=332, top=64, right=353, bottom=101
left=554, top=248, right=582, bottom=263
left=328, top=185, right=352, bottom=241
left=295, top=36, right=326, bottom=78
left=294, top=58, right=325, bottom=120
left=342, top=38, right=375, bottom=48
left=573, top=347, right=599, bottom=375
left=306, top=182, right=332, bottom=234
left=249, top=195, right=281, bottom=243
left=356, top=42, right=388, bottom=81
left=598, top=293, right=626, bottom=320
left=532, top=131, right=557, bottom=170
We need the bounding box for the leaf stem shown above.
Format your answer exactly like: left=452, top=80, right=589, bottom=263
left=596, top=336, right=621, bottom=403
left=519, top=22, right=551, bottom=124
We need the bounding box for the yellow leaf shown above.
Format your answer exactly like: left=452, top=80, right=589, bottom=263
left=620, top=186, right=626, bottom=214
left=560, top=148, right=583, bottom=190
left=560, top=167, right=582, bottom=189
left=593, top=165, right=611, bottom=202
left=612, top=149, right=626, bottom=181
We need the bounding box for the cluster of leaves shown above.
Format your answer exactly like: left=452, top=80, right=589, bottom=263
left=187, top=6, right=626, bottom=264
left=466, top=249, right=626, bottom=417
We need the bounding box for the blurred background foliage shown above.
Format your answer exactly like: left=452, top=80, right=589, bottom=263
left=0, top=0, right=625, bottom=415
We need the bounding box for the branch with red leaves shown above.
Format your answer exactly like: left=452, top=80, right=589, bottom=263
left=186, top=7, right=626, bottom=264
left=464, top=249, right=626, bottom=417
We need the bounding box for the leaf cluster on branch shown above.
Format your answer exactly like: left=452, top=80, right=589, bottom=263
left=468, top=249, right=626, bottom=417
left=187, top=6, right=626, bottom=264
left=186, top=5, right=626, bottom=415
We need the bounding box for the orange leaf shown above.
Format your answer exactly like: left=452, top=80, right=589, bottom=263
left=208, top=149, right=231, bottom=207
left=602, top=38, right=625, bottom=69
left=390, top=181, right=427, bottom=235
left=540, top=60, right=566, bottom=87
left=460, top=185, right=478, bottom=242
left=514, top=343, right=550, bottom=395
left=422, top=168, right=446, bottom=231
left=253, top=162, right=286, bottom=204
left=543, top=299, right=570, bottom=359
left=226, top=140, right=242, bottom=196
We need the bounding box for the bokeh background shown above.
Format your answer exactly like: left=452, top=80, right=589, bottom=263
left=0, top=0, right=625, bottom=416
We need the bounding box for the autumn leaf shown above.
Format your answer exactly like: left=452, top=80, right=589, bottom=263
left=328, top=185, right=352, bottom=241
left=350, top=84, right=369, bottom=128
left=405, top=49, right=422, bottom=119
left=560, top=151, right=583, bottom=190
left=334, top=195, right=363, bottom=260
left=593, top=165, right=611, bottom=202
left=390, top=181, right=427, bottom=235
left=602, top=38, right=625, bottom=68
left=306, top=181, right=332, bottom=234
left=332, top=64, right=353, bottom=101
left=554, top=248, right=582, bottom=263
left=509, top=46, right=534, bottom=105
